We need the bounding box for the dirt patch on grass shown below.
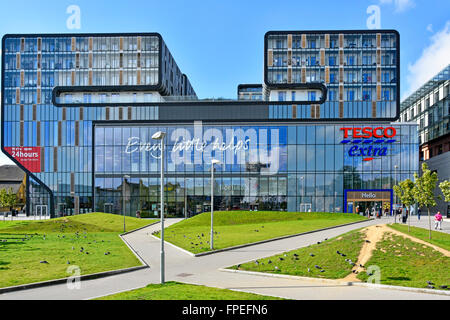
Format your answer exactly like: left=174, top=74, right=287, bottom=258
left=341, top=224, right=450, bottom=282
left=341, top=224, right=388, bottom=282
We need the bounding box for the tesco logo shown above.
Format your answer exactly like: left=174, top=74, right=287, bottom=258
left=340, top=127, right=397, bottom=139
left=340, top=126, right=397, bottom=162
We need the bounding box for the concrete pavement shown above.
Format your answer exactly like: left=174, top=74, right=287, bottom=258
left=1, top=215, right=449, bottom=300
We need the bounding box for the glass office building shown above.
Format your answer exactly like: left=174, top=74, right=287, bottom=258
left=1, top=31, right=418, bottom=218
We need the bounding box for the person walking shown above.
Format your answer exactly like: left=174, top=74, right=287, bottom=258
left=418, top=208, right=421, bottom=220
left=365, top=207, right=369, bottom=217
left=434, top=212, right=443, bottom=230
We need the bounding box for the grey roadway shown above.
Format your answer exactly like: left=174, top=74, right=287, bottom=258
left=1, top=216, right=449, bottom=300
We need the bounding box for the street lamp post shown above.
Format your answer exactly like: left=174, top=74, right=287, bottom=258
left=300, top=176, right=304, bottom=212
left=152, top=131, right=166, bottom=284
left=210, top=159, right=221, bottom=250
left=394, top=165, right=398, bottom=223
left=123, top=175, right=130, bottom=233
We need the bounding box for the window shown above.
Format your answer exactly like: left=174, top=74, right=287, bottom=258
left=382, top=72, right=390, bottom=83
left=330, top=73, right=336, bottom=83
left=328, top=90, right=336, bottom=101
left=330, top=39, right=337, bottom=48
left=347, top=55, right=355, bottom=66
left=276, top=39, right=284, bottom=49
left=362, top=73, right=372, bottom=83
left=381, top=55, right=390, bottom=65
left=309, top=40, right=316, bottom=49
left=291, top=91, right=296, bottom=101
left=347, top=90, right=354, bottom=101
left=309, top=56, right=316, bottom=66
left=434, top=92, right=440, bottom=104
left=362, top=55, right=371, bottom=65
left=383, top=90, right=390, bottom=101
left=347, top=72, right=354, bottom=83
left=308, top=91, right=316, bottom=101
left=329, top=56, right=336, bottom=66
left=362, top=90, right=371, bottom=101
left=278, top=91, right=286, bottom=101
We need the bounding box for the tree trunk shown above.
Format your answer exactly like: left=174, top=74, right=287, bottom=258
left=408, top=206, right=410, bottom=232
left=428, top=207, right=431, bottom=240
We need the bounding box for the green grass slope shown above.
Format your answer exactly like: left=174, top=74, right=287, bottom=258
left=155, top=211, right=367, bottom=254
left=96, top=281, right=285, bottom=300
left=0, top=213, right=157, bottom=288
left=229, top=228, right=365, bottom=279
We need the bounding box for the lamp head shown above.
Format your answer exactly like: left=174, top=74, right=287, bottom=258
left=152, top=131, right=166, bottom=140
left=211, top=159, right=221, bottom=165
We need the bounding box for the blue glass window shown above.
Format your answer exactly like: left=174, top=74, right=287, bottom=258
left=329, top=56, right=336, bottom=66
left=278, top=92, right=286, bottom=101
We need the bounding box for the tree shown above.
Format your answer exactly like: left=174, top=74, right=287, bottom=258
left=393, top=179, right=415, bottom=232
left=413, top=163, right=438, bottom=240
left=0, top=188, right=8, bottom=211
left=7, top=188, right=17, bottom=212
left=440, top=180, right=450, bottom=203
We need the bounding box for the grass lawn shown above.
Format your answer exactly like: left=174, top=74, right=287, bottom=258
left=0, top=213, right=157, bottom=288
left=96, top=281, right=285, bottom=300
left=388, top=223, right=450, bottom=251
left=357, top=232, right=450, bottom=290
left=154, top=211, right=367, bottom=254
left=229, top=228, right=365, bottom=279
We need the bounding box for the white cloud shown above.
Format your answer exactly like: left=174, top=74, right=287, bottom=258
left=379, top=0, right=415, bottom=12
left=403, top=21, right=450, bottom=100
left=426, top=24, right=433, bottom=32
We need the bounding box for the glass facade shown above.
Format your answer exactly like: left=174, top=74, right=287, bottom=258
left=1, top=32, right=417, bottom=218
left=93, top=123, right=418, bottom=217
left=265, top=31, right=399, bottom=119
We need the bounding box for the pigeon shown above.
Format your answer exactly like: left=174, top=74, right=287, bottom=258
left=274, top=266, right=279, bottom=270
left=340, top=253, right=347, bottom=257
left=254, top=230, right=259, bottom=232
left=365, top=240, right=371, bottom=243
left=359, top=264, right=364, bottom=268
left=40, top=260, right=49, bottom=264
left=85, top=252, right=89, bottom=254
left=67, top=261, right=70, bottom=264
left=320, top=270, right=325, bottom=273
left=336, top=251, right=341, bottom=255
left=307, top=268, right=311, bottom=272
left=255, top=260, right=259, bottom=265
left=315, top=265, right=321, bottom=269
left=201, top=233, right=204, bottom=237
left=439, top=285, right=448, bottom=289
left=279, top=257, right=284, bottom=261
left=427, top=285, right=435, bottom=289
left=317, top=241, right=321, bottom=244
left=237, top=264, right=241, bottom=269
left=72, top=247, right=74, bottom=250
left=293, top=253, right=299, bottom=257
left=261, top=226, right=264, bottom=228
left=268, top=260, right=272, bottom=264
left=426, top=281, right=435, bottom=285
left=324, top=238, right=328, bottom=241
left=309, top=253, right=315, bottom=257
left=284, top=254, right=287, bottom=257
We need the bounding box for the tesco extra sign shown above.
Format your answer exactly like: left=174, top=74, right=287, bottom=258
left=340, top=127, right=397, bottom=162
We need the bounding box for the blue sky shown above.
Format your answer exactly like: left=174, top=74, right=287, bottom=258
left=1, top=0, right=449, bottom=164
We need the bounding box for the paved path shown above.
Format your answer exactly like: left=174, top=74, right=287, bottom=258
left=1, top=216, right=449, bottom=300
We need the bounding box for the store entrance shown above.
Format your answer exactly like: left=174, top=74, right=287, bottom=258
left=344, top=189, right=392, bottom=216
